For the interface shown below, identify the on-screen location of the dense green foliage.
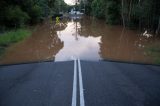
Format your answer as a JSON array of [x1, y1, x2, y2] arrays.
[[85, 0, 93, 15], [0, 29, 31, 47], [52, 0, 69, 14], [0, 0, 70, 57], [91, 0, 105, 19], [105, 0, 121, 24], [0, 0, 56, 28], [84, 0, 160, 34], [0, 28, 31, 57]]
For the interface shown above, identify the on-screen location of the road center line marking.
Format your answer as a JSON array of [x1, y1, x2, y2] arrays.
[[78, 59, 85, 106], [72, 59, 77, 106]]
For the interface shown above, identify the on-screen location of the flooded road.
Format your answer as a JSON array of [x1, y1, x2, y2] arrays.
[[0, 16, 159, 64]]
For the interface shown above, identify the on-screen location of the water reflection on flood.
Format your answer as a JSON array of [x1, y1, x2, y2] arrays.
[[55, 21, 101, 61], [0, 20, 64, 64], [0, 16, 158, 64]]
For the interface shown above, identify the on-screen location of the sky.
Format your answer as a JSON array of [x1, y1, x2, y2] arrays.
[[64, 0, 76, 5]]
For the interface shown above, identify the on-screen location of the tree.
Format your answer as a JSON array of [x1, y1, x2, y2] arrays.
[[0, 0, 57, 28], [5, 6, 30, 27], [105, 0, 121, 24], [84, 0, 160, 34], [91, 0, 105, 19]]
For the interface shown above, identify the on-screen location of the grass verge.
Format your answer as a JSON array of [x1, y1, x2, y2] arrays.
[[0, 28, 31, 57], [146, 43, 160, 65]]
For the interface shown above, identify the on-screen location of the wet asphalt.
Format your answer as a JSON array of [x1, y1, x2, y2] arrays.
[[0, 60, 160, 106]]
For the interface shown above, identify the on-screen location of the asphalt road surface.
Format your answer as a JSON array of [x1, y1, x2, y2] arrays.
[[0, 60, 160, 106]]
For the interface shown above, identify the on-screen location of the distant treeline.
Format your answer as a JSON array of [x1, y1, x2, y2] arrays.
[[0, 0, 69, 29], [85, 0, 160, 35]]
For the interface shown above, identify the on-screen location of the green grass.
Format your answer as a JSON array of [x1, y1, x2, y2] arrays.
[[0, 29, 31, 47], [146, 44, 160, 65], [0, 47, 5, 58], [0, 28, 31, 58]]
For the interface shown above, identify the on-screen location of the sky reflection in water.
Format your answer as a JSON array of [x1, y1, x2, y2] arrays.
[[55, 21, 102, 61]]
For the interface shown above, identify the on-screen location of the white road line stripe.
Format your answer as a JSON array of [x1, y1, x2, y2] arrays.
[[72, 59, 77, 106], [78, 59, 85, 106]]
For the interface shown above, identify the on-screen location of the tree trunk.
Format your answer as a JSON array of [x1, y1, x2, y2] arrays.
[[128, 0, 132, 22], [121, 0, 125, 27], [156, 17, 160, 36]]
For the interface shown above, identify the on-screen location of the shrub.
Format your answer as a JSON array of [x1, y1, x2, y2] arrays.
[[105, 0, 121, 25], [91, 0, 105, 19], [5, 6, 30, 27], [29, 5, 43, 23], [0, 29, 31, 46]]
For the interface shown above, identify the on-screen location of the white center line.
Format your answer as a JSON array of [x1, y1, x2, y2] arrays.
[[78, 59, 85, 106], [72, 59, 77, 106]]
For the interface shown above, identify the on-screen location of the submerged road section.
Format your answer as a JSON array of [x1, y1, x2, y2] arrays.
[[0, 60, 160, 106]]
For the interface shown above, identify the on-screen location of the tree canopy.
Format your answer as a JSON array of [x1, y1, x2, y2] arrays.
[[0, 0, 56, 28], [84, 0, 160, 34]]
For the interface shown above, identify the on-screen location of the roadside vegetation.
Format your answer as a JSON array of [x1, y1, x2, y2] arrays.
[[83, 0, 160, 64], [0, 0, 69, 58], [146, 43, 160, 64], [0, 0, 54, 57], [0, 0, 159, 64], [0, 29, 31, 57], [0, 29, 31, 46], [0, 0, 56, 28], [84, 0, 160, 35]]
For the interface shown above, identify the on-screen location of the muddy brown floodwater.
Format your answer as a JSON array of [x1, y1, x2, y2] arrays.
[[0, 16, 159, 64]]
